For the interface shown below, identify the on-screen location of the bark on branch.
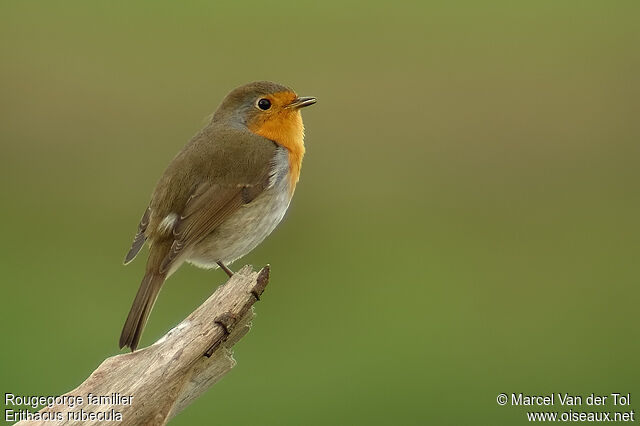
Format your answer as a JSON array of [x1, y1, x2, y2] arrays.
[[15, 265, 270, 426]]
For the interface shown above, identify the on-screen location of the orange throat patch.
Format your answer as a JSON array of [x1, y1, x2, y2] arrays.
[[249, 92, 306, 195]]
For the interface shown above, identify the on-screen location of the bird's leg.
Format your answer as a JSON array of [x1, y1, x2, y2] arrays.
[[216, 261, 234, 278]]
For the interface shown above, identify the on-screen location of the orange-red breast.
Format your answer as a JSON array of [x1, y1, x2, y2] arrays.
[[119, 81, 316, 351]]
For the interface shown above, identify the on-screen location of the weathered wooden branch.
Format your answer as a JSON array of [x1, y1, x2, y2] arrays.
[[15, 265, 270, 426]]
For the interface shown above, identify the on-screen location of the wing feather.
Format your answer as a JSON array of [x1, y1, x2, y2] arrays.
[[159, 179, 269, 274], [139, 128, 279, 274], [124, 206, 151, 264]]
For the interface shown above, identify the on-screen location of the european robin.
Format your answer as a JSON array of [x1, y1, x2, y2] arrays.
[[119, 81, 316, 351]]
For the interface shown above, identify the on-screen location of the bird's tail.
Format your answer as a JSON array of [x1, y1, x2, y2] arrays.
[[119, 271, 166, 351]]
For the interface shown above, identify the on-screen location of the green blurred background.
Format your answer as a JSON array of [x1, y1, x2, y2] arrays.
[[1, 1, 638, 424]]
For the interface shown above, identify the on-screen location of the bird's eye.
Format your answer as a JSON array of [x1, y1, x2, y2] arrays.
[[257, 98, 271, 110]]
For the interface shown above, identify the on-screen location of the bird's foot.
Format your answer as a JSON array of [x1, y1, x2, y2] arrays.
[[216, 261, 234, 278]]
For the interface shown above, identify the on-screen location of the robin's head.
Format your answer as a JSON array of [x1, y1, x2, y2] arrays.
[[213, 81, 316, 193], [213, 81, 316, 150]]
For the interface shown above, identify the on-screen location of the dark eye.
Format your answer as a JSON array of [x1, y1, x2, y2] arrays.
[[257, 98, 271, 110]]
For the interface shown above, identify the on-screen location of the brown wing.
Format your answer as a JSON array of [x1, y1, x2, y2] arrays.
[[158, 178, 269, 274], [123, 206, 151, 264], [136, 126, 279, 274]]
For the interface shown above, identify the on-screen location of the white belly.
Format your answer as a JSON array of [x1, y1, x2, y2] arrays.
[[185, 147, 292, 269]]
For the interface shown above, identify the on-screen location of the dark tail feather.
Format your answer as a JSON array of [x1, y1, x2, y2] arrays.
[[119, 272, 166, 351]]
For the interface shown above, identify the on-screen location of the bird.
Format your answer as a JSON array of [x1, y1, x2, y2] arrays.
[[119, 81, 316, 351]]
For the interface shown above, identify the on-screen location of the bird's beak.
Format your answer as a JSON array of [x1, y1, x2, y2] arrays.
[[288, 96, 317, 109]]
